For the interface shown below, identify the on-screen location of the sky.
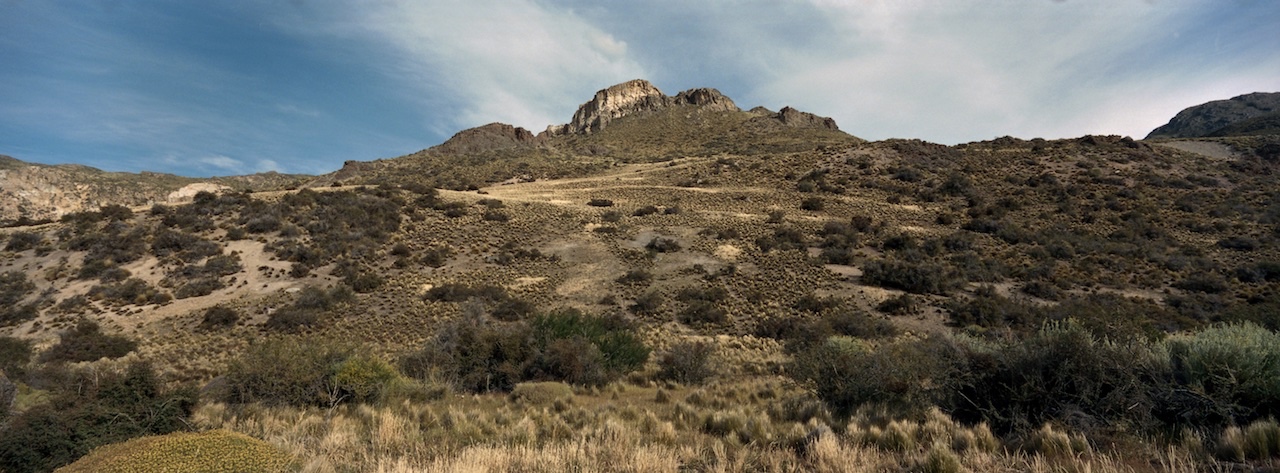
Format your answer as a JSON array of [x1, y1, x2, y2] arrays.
[[1, 1, 1277, 177]]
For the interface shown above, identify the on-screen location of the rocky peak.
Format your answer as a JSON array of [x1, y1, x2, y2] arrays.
[[775, 106, 840, 130], [430, 122, 538, 155], [547, 80, 742, 136]]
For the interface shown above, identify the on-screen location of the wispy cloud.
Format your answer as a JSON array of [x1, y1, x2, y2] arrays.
[[307, 0, 648, 133]]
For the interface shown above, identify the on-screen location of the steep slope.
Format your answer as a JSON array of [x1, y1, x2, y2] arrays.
[[1147, 91, 1280, 138]]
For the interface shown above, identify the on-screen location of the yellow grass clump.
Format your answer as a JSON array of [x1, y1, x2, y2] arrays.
[[56, 429, 298, 473]]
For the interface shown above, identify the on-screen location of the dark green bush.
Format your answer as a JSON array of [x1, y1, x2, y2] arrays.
[[0, 270, 35, 306], [616, 269, 653, 285], [630, 290, 664, 315], [87, 278, 170, 305], [632, 205, 659, 217], [0, 336, 31, 379], [587, 199, 614, 207], [0, 362, 196, 473], [800, 197, 825, 211], [174, 277, 224, 299], [38, 320, 137, 363]]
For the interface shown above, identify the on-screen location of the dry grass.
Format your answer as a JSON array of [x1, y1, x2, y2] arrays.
[[190, 380, 1214, 473]]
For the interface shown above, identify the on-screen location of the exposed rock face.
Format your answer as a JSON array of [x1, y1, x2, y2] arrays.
[[546, 79, 741, 136], [1147, 92, 1280, 139], [430, 122, 538, 155], [747, 106, 839, 130]]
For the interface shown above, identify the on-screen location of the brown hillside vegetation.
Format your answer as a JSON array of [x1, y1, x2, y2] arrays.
[[4, 83, 1280, 472]]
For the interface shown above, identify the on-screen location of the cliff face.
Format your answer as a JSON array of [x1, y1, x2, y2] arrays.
[[545, 79, 741, 136], [1147, 92, 1280, 139]]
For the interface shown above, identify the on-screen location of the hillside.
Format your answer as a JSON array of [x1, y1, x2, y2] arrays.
[[0, 157, 307, 225], [4, 83, 1280, 472], [1146, 91, 1280, 138]]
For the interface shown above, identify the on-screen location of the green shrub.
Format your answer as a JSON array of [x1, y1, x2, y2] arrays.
[[1165, 322, 1280, 425], [39, 320, 137, 363], [332, 354, 399, 404]]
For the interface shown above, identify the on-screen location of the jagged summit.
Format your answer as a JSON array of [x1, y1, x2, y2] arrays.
[[546, 79, 740, 136]]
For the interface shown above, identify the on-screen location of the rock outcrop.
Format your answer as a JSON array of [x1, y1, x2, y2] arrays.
[[775, 106, 840, 130], [1147, 92, 1280, 139], [430, 123, 538, 155], [545, 79, 740, 136]]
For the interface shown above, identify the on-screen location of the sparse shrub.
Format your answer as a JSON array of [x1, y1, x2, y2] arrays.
[[646, 237, 682, 253], [482, 210, 511, 222], [88, 278, 170, 305], [222, 337, 355, 407], [658, 341, 715, 385], [678, 300, 726, 325], [632, 205, 659, 217], [800, 197, 825, 211], [791, 335, 964, 416], [174, 277, 224, 299], [861, 259, 963, 295], [1175, 273, 1229, 294], [877, 293, 920, 315], [600, 210, 622, 222], [616, 269, 653, 285], [1218, 235, 1261, 251], [0, 271, 35, 307], [4, 231, 43, 252], [264, 307, 320, 332], [38, 320, 137, 363], [946, 286, 1043, 330], [631, 290, 664, 314], [199, 305, 240, 330], [587, 198, 614, 207]]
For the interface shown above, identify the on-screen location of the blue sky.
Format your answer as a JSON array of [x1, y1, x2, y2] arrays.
[[1, 1, 1277, 177]]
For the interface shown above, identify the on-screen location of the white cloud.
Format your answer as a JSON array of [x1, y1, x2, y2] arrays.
[[199, 154, 243, 171], [327, 0, 648, 133]]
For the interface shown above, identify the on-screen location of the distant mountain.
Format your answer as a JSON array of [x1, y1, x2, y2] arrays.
[[1147, 92, 1280, 139]]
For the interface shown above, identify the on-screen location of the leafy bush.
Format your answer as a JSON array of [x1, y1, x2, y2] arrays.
[[39, 320, 137, 363]]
